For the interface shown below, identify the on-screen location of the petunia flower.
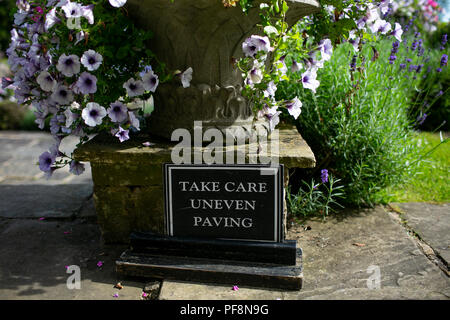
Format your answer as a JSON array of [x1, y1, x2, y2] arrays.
[[107, 101, 128, 123], [62, 1, 83, 18], [69, 160, 85, 175], [37, 71, 56, 92], [115, 126, 130, 142], [123, 78, 145, 97], [56, 54, 80, 77], [76, 72, 97, 94], [109, 0, 127, 8], [81, 4, 94, 24], [291, 60, 302, 73], [64, 108, 79, 128], [319, 39, 333, 61], [301, 70, 320, 93], [392, 22, 403, 42], [38, 151, 55, 172], [242, 35, 272, 57], [248, 66, 262, 84], [82, 102, 107, 127], [141, 70, 159, 92], [285, 97, 302, 120], [44, 7, 60, 31], [128, 111, 140, 130], [51, 84, 74, 105], [81, 50, 103, 71], [181, 67, 193, 88]]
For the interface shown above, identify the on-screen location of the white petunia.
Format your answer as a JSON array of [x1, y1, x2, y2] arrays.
[[301, 70, 320, 93], [141, 70, 159, 92], [285, 97, 302, 120], [51, 84, 74, 105], [81, 50, 102, 71], [123, 78, 145, 97], [56, 54, 80, 77], [109, 0, 127, 8], [181, 67, 193, 88], [62, 1, 83, 18], [36, 71, 56, 92], [82, 102, 107, 127]]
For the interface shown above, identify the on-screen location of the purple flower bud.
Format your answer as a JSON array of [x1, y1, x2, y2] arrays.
[[321, 169, 329, 184], [389, 55, 397, 64], [441, 54, 448, 67], [399, 63, 406, 70], [442, 34, 447, 47]]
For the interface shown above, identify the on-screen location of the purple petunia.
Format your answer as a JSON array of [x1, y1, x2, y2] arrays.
[[69, 160, 85, 175], [39, 151, 55, 172], [115, 126, 130, 142], [76, 72, 97, 94], [107, 101, 128, 123]]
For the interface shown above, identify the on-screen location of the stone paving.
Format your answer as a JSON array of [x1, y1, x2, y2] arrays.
[[0, 131, 448, 300]]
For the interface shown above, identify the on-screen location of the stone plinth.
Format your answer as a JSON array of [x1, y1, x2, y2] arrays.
[[74, 125, 315, 243]]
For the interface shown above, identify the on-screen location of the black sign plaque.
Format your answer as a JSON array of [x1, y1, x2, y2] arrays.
[[164, 164, 284, 242]]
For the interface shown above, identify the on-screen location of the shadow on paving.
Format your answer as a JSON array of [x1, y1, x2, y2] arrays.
[[0, 184, 93, 219], [0, 218, 146, 300]]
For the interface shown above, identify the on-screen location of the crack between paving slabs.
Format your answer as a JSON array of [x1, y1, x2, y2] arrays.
[[385, 204, 450, 277]]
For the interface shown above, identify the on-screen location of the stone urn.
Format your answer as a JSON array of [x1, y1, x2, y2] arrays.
[[126, 0, 320, 140], [74, 0, 318, 243]]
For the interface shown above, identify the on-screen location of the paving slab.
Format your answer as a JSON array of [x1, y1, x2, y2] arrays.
[[159, 207, 450, 300], [392, 202, 450, 267], [0, 183, 93, 219], [0, 219, 145, 300]]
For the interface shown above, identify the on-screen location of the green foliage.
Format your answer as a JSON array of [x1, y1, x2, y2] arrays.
[[0, 0, 15, 52], [287, 174, 344, 218], [379, 132, 449, 203], [278, 40, 432, 207]]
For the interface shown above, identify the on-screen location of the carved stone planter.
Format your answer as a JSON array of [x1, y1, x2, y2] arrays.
[[74, 1, 320, 243], [126, 0, 320, 140]]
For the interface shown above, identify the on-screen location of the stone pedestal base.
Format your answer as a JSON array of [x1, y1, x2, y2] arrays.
[[74, 125, 315, 243]]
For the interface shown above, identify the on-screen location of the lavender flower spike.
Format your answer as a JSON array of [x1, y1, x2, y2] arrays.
[[321, 169, 329, 183]]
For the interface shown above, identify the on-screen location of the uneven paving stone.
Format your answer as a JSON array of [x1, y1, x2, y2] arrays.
[[0, 219, 143, 300], [159, 206, 450, 300], [392, 202, 450, 267], [0, 183, 93, 219]]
